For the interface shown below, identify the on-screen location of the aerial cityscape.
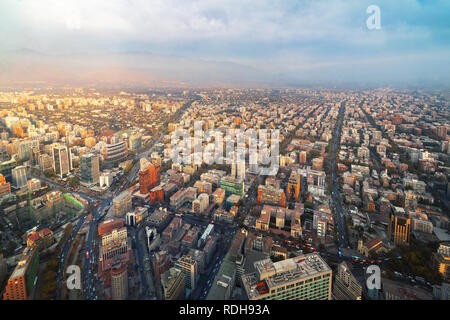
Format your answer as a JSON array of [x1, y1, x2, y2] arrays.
[[0, 0, 449, 306]]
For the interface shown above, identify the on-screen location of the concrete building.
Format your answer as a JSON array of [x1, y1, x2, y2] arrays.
[[213, 188, 226, 205], [102, 140, 128, 167], [38, 154, 53, 171], [0, 174, 11, 197], [389, 208, 411, 246], [113, 191, 132, 217], [333, 261, 362, 300], [257, 184, 286, 207], [111, 263, 128, 300], [175, 255, 199, 291], [192, 193, 209, 214], [52, 146, 70, 178], [3, 247, 39, 300], [12, 165, 27, 189], [80, 153, 100, 186], [161, 267, 186, 300], [432, 242, 450, 282], [242, 253, 332, 300], [27, 178, 41, 191]]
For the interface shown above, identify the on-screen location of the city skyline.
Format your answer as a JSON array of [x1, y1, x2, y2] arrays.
[[0, 0, 449, 307]]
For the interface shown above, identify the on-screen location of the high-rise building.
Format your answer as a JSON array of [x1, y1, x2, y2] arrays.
[[161, 267, 186, 300], [213, 188, 226, 205], [98, 218, 124, 237], [3, 247, 39, 300], [139, 158, 161, 194], [299, 151, 307, 164], [388, 209, 411, 246], [99, 228, 130, 279], [30, 147, 40, 166], [287, 171, 301, 202], [333, 261, 362, 300], [231, 161, 245, 181], [80, 153, 100, 186], [175, 255, 198, 291], [0, 253, 7, 286], [129, 133, 142, 151], [52, 146, 70, 178], [242, 253, 332, 300], [12, 165, 27, 189], [257, 184, 286, 207], [102, 140, 128, 167], [113, 191, 132, 217], [192, 193, 209, 214], [0, 174, 11, 197], [18, 140, 39, 160], [220, 176, 245, 197], [39, 154, 53, 171], [111, 263, 128, 300], [153, 250, 173, 284], [438, 126, 447, 139], [431, 242, 450, 282], [27, 178, 41, 192]]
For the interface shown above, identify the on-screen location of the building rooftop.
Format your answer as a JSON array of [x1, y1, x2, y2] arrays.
[[243, 253, 331, 299]]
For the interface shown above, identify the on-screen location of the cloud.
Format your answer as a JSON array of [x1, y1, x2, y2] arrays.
[[0, 0, 449, 86]]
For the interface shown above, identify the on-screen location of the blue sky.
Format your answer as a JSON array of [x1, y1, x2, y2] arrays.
[[1, 0, 450, 86]]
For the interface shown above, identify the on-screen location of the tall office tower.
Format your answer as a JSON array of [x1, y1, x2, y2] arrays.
[[18, 140, 39, 160], [30, 147, 40, 166], [148, 163, 161, 189], [438, 125, 447, 139], [388, 209, 411, 246], [111, 263, 128, 300], [431, 242, 450, 283], [0, 253, 7, 285], [12, 165, 27, 189], [333, 261, 362, 300], [113, 191, 132, 217], [39, 154, 53, 171], [139, 158, 152, 194], [80, 153, 100, 185], [175, 255, 199, 291], [231, 161, 246, 181], [3, 247, 39, 300], [52, 146, 70, 178], [161, 267, 186, 300], [129, 133, 142, 151], [68, 147, 74, 171], [242, 253, 332, 300], [153, 250, 173, 284], [299, 151, 307, 164], [139, 158, 161, 194], [287, 170, 301, 202]]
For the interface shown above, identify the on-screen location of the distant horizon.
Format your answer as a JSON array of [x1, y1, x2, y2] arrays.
[[1, 1, 450, 87]]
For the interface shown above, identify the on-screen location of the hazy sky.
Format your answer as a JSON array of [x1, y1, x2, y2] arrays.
[[1, 0, 450, 86]]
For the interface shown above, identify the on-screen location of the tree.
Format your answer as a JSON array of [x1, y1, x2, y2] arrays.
[[44, 170, 55, 178], [5, 241, 17, 256], [68, 176, 79, 188]]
